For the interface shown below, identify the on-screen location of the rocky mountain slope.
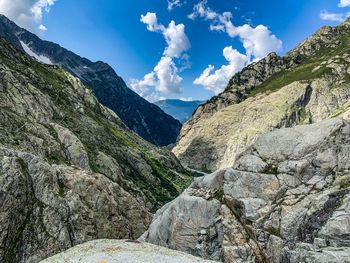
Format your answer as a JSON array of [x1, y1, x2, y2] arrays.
[[0, 14, 181, 146], [154, 99, 204, 124], [0, 37, 195, 263], [40, 240, 215, 263], [143, 117, 350, 263], [173, 19, 350, 172]]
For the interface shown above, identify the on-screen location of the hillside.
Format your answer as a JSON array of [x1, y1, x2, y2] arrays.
[[0, 37, 195, 263], [0, 14, 182, 146], [173, 18, 350, 172]]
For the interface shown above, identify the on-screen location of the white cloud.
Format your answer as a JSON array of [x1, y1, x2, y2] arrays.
[[232, 24, 282, 59], [131, 12, 190, 102], [140, 12, 163, 32], [154, 56, 182, 94], [188, 0, 217, 20], [190, 0, 282, 94], [320, 10, 350, 22], [39, 24, 47, 31], [167, 0, 183, 11], [0, 0, 56, 33], [163, 21, 190, 58], [140, 12, 190, 58], [339, 0, 350, 8], [194, 46, 248, 94]]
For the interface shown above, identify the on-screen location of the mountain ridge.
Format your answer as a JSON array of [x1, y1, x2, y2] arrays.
[[173, 18, 350, 172], [0, 14, 181, 146], [0, 36, 195, 263]]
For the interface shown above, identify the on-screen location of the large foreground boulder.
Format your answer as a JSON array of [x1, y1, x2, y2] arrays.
[[40, 240, 216, 263], [143, 118, 350, 263]]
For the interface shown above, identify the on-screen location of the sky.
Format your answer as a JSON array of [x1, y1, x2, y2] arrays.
[[0, 0, 349, 102]]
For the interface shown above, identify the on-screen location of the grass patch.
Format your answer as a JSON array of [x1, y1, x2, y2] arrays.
[[247, 61, 332, 98]]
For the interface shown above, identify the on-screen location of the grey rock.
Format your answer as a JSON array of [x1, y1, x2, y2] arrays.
[[40, 239, 217, 263], [144, 118, 350, 262]]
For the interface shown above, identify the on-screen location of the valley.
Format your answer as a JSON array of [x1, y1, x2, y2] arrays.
[[0, 3, 350, 263]]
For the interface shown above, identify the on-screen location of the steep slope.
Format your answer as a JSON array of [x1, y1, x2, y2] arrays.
[[174, 19, 350, 172], [0, 14, 181, 146], [154, 99, 204, 123], [144, 118, 350, 263], [0, 38, 194, 263]]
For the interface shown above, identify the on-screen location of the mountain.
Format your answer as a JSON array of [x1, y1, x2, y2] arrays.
[[173, 18, 350, 172], [144, 117, 350, 262], [154, 99, 204, 123], [0, 14, 181, 146], [0, 37, 196, 263]]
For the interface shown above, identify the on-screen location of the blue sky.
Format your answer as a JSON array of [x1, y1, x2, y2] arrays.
[[1, 0, 349, 101]]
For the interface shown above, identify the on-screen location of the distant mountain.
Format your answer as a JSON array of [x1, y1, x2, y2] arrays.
[[0, 14, 181, 146], [154, 99, 204, 123]]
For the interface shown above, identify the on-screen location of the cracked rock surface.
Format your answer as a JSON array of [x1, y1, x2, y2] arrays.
[[143, 118, 350, 263]]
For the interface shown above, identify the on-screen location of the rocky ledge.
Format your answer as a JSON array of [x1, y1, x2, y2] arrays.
[[143, 118, 350, 263]]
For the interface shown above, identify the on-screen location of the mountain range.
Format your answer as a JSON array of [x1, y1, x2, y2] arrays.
[[0, 14, 181, 146], [154, 99, 203, 124]]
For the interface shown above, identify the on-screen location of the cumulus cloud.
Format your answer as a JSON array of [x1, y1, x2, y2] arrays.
[[131, 12, 190, 102], [0, 0, 56, 33], [189, 0, 282, 94], [339, 0, 350, 8], [320, 10, 350, 22], [194, 46, 249, 94]]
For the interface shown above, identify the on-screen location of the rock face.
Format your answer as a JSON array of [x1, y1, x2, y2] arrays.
[[174, 18, 350, 172], [0, 38, 195, 263], [0, 14, 182, 146], [40, 240, 216, 263], [143, 118, 350, 263]]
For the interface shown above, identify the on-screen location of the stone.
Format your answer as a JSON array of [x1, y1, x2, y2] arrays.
[[40, 240, 216, 263]]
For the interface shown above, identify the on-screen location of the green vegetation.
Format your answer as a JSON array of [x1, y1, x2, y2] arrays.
[[213, 189, 224, 202], [265, 226, 281, 237], [57, 179, 66, 198], [246, 31, 350, 99], [247, 61, 332, 98]]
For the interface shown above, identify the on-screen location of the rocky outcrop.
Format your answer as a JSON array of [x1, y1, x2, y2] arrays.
[[0, 14, 182, 146], [144, 118, 350, 263], [0, 38, 194, 262], [0, 148, 150, 263], [174, 19, 350, 172], [40, 240, 216, 263]]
